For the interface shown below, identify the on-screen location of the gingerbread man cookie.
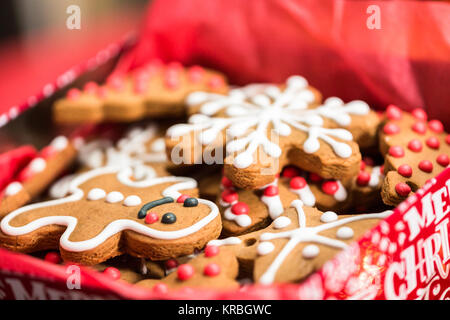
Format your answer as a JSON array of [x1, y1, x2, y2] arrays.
[[136, 246, 239, 290], [0, 136, 77, 218], [166, 76, 380, 189], [209, 201, 392, 284], [0, 165, 221, 265], [379, 105, 450, 206], [217, 162, 384, 236], [53, 61, 228, 124]]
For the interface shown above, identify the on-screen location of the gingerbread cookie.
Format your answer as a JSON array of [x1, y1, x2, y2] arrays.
[[0, 136, 77, 219], [136, 246, 239, 290], [379, 105, 450, 206], [0, 165, 221, 265], [209, 201, 392, 284], [166, 76, 380, 189], [53, 61, 228, 124], [217, 162, 385, 236]]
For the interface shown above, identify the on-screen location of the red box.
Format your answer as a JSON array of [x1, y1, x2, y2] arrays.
[[0, 0, 449, 300]]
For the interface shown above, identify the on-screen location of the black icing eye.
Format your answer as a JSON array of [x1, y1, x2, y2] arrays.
[[183, 197, 198, 207], [161, 212, 176, 224]]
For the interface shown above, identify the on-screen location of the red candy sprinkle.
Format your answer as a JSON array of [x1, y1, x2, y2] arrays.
[[208, 76, 225, 89], [290, 176, 307, 189], [408, 139, 423, 152], [388, 146, 405, 158], [428, 120, 444, 133], [437, 154, 449, 167], [418, 160, 433, 173], [395, 183, 411, 197], [188, 66, 205, 83], [153, 283, 168, 294], [264, 185, 279, 197], [426, 137, 440, 149], [383, 123, 400, 135], [322, 181, 339, 195], [221, 176, 233, 189], [145, 212, 159, 224], [103, 267, 121, 280], [356, 171, 370, 186], [309, 172, 322, 183], [204, 245, 220, 258], [221, 190, 238, 203], [282, 166, 300, 178], [360, 161, 366, 171], [67, 88, 81, 100], [177, 264, 195, 281], [412, 121, 427, 134], [165, 259, 178, 270], [411, 108, 427, 121], [398, 164, 412, 178], [231, 202, 249, 215], [44, 252, 61, 264], [204, 263, 221, 277], [385, 105, 403, 120], [84, 81, 98, 94], [177, 194, 189, 203], [165, 75, 180, 90]]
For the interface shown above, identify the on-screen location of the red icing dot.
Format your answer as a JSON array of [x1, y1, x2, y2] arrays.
[[204, 263, 221, 277], [221, 176, 233, 189], [103, 267, 121, 280], [145, 212, 159, 224], [360, 161, 366, 171], [437, 154, 449, 167], [426, 137, 440, 150], [418, 160, 433, 173], [67, 88, 81, 100], [290, 176, 307, 189], [412, 121, 427, 134], [107, 75, 124, 91], [388, 146, 405, 158], [221, 190, 238, 203], [44, 252, 61, 264], [177, 264, 195, 281], [165, 259, 178, 270], [264, 185, 279, 197], [395, 183, 411, 197], [231, 202, 249, 215], [408, 139, 423, 152], [398, 164, 412, 178], [385, 105, 403, 120], [309, 172, 322, 183], [383, 123, 400, 135], [428, 120, 444, 133], [84, 81, 98, 94], [165, 74, 180, 90], [188, 66, 205, 83], [411, 108, 427, 121], [208, 76, 225, 89], [153, 283, 168, 294], [177, 194, 189, 203], [322, 181, 339, 195], [204, 245, 220, 258], [134, 80, 148, 94], [282, 166, 300, 178], [356, 171, 370, 186]]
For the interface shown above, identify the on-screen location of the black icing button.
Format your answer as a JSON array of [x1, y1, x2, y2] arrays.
[[161, 212, 177, 224], [183, 197, 199, 207]]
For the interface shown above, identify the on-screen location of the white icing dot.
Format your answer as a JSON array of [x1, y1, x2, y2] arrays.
[[29, 158, 46, 173], [336, 226, 354, 240], [87, 188, 106, 200], [5, 182, 22, 196], [50, 136, 68, 151], [320, 211, 338, 223], [302, 244, 320, 259], [151, 138, 165, 152], [106, 191, 124, 203], [257, 242, 275, 255], [123, 195, 142, 207], [273, 216, 291, 229]]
